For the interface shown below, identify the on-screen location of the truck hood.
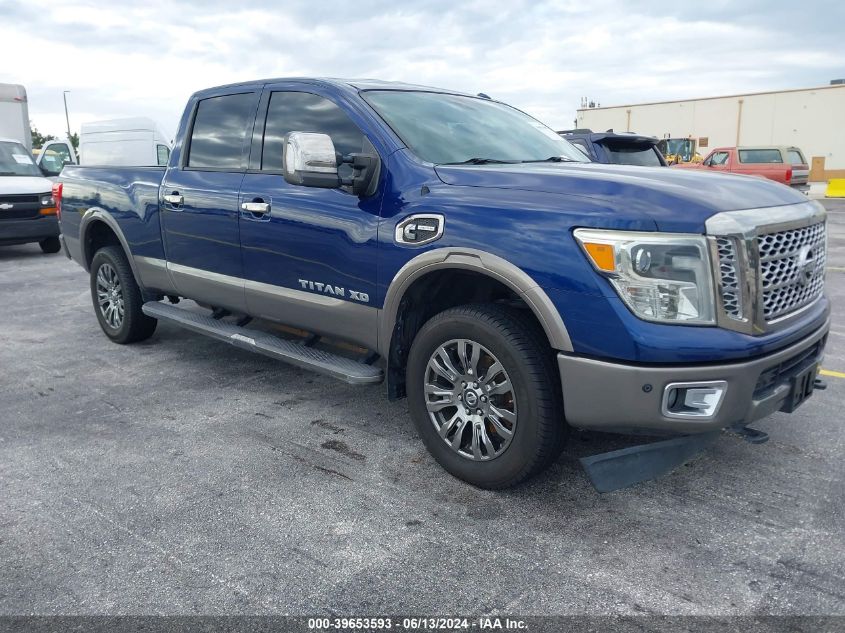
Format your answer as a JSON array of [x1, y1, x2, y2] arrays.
[[434, 162, 808, 232], [0, 175, 54, 196]]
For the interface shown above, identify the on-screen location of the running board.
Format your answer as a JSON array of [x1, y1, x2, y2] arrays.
[[142, 301, 383, 385]]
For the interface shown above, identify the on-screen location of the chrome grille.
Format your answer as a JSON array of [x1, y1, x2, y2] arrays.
[[757, 222, 826, 321], [706, 202, 827, 335], [715, 237, 742, 319]]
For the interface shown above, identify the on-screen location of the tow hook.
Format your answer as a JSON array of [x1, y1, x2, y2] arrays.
[[814, 378, 827, 390], [731, 424, 769, 444]]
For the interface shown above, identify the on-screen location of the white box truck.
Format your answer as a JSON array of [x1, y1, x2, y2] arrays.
[[1, 82, 78, 177], [0, 83, 31, 153], [79, 117, 171, 166]]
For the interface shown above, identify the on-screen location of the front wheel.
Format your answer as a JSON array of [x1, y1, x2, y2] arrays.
[[39, 237, 61, 253], [90, 246, 157, 344], [406, 304, 566, 489]]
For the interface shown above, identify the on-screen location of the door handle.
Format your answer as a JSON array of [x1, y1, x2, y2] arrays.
[[241, 201, 270, 214], [164, 193, 183, 205]]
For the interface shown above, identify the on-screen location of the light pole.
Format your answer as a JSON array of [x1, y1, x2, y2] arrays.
[[62, 90, 72, 143]]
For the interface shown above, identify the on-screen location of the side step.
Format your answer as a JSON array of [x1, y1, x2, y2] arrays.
[[142, 301, 383, 385]]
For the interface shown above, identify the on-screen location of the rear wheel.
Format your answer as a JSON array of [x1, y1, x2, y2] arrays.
[[39, 237, 61, 253], [406, 304, 566, 489], [90, 246, 157, 344]]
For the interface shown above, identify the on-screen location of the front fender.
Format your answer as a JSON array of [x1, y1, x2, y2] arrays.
[[378, 246, 574, 356]]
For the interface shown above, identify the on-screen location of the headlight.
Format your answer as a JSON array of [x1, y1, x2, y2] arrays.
[[574, 228, 715, 324], [39, 193, 57, 216]]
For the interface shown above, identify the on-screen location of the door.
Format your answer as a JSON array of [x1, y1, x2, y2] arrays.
[[37, 140, 76, 176], [707, 150, 731, 173], [238, 86, 382, 348], [160, 89, 259, 312]]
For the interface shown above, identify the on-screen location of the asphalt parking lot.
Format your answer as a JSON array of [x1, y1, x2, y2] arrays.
[[1, 200, 844, 617]]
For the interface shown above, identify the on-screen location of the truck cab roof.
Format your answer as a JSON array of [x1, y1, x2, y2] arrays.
[[193, 77, 477, 99]]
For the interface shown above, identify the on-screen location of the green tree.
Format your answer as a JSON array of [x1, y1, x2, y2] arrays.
[[69, 132, 79, 152], [31, 123, 55, 149]]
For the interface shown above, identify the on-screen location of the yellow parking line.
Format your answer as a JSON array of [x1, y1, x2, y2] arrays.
[[820, 369, 845, 379]]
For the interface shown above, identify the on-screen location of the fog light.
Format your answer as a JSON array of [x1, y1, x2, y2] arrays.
[[662, 381, 727, 419]]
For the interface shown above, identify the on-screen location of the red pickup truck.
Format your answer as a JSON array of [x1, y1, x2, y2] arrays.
[[675, 146, 809, 193]]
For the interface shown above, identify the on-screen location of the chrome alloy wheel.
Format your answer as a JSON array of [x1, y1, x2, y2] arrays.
[[95, 262, 124, 329], [424, 338, 517, 461]]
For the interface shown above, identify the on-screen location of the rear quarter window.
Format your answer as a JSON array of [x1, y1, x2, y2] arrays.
[[738, 149, 782, 164], [786, 149, 806, 165]]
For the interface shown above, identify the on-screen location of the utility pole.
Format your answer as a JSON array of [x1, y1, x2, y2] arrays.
[[63, 91, 72, 142]]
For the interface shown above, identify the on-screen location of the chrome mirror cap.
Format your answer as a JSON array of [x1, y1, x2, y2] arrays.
[[283, 132, 340, 189]]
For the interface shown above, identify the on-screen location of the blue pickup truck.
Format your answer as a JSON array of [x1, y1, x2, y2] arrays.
[[56, 78, 829, 490]]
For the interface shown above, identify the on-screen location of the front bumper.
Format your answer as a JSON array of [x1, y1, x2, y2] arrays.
[[558, 318, 829, 435], [0, 217, 59, 246]]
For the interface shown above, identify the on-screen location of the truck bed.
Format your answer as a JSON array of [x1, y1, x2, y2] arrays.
[[59, 165, 167, 266]]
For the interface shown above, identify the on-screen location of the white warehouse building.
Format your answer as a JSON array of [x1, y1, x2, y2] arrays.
[[576, 83, 845, 181]]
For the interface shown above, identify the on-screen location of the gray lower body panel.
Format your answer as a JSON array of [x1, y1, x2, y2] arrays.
[[245, 279, 379, 352], [142, 301, 383, 385], [558, 319, 829, 434], [134, 256, 178, 295]]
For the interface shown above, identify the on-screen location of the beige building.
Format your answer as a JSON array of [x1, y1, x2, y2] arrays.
[[576, 83, 845, 180]]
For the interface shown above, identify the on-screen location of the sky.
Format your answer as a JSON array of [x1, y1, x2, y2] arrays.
[[2, 0, 844, 142]]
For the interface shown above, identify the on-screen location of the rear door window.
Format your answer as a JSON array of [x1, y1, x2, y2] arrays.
[[187, 93, 256, 170], [738, 149, 782, 163]]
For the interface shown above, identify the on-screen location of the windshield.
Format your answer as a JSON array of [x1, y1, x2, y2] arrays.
[[362, 90, 587, 165], [659, 139, 695, 162], [603, 143, 664, 167], [0, 141, 41, 177]]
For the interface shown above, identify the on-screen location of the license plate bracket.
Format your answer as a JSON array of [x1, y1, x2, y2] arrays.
[[781, 363, 817, 413]]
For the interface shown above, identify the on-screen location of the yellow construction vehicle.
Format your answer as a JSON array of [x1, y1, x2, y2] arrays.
[[656, 137, 703, 165]]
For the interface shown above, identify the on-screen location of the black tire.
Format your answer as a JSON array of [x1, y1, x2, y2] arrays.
[[406, 303, 566, 489], [39, 237, 61, 254], [90, 245, 157, 344]]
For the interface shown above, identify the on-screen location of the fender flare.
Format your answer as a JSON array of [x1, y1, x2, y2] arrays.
[[378, 247, 573, 355], [79, 208, 140, 281]]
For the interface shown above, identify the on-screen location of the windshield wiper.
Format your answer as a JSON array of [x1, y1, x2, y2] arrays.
[[441, 157, 518, 165], [520, 156, 579, 163]]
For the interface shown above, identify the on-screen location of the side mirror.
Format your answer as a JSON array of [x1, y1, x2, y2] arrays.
[[282, 132, 340, 189]]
